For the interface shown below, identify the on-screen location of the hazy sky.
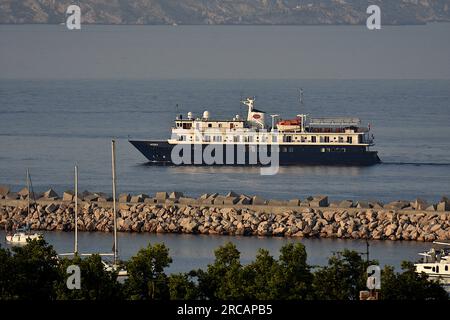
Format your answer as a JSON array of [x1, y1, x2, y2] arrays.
[[1, 23, 449, 79]]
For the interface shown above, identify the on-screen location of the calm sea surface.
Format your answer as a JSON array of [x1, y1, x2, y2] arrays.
[[0, 25, 449, 270]]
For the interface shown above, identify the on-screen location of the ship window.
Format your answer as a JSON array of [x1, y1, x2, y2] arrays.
[[339, 136, 344, 143], [233, 136, 240, 142], [324, 136, 330, 143], [204, 135, 211, 142], [347, 136, 353, 144], [311, 136, 317, 143], [196, 123, 200, 130], [213, 136, 222, 142], [288, 147, 294, 153], [208, 124, 212, 128], [182, 123, 192, 129], [248, 136, 254, 142], [218, 123, 222, 128], [301, 136, 306, 142], [272, 136, 277, 143], [432, 267, 435, 272], [281, 147, 288, 153], [445, 265, 448, 271], [284, 136, 292, 143]]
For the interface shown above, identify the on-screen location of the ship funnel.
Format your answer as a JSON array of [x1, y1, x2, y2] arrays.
[[203, 111, 210, 120]]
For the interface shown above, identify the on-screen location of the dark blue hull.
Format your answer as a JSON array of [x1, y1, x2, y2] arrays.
[[129, 140, 381, 166]]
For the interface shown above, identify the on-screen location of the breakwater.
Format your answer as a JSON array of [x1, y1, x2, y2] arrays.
[[1, 187, 449, 241]]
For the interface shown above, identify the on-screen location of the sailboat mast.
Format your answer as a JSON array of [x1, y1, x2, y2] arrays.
[[111, 140, 118, 265], [74, 165, 78, 255], [26, 169, 30, 215]]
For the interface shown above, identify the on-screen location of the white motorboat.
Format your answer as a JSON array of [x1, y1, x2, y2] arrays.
[[415, 241, 450, 290], [5, 228, 42, 244]]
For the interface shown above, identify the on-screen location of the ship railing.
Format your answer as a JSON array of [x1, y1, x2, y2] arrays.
[[309, 117, 361, 127]]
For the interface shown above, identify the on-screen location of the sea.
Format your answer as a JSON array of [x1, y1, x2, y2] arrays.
[[0, 24, 449, 271]]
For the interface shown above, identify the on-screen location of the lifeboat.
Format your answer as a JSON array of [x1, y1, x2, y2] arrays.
[[276, 118, 301, 131]]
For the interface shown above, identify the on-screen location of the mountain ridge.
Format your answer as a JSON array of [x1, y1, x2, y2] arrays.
[[1, 0, 449, 25]]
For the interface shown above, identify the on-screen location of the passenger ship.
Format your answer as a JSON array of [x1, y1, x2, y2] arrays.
[[129, 96, 381, 166]]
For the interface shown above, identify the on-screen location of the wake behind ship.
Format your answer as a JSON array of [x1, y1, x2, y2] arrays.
[[129, 96, 381, 166]]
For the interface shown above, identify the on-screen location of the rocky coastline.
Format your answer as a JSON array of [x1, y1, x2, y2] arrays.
[[1, 187, 449, 241]]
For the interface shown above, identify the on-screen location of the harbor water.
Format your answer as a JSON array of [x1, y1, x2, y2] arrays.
[[0, 24, 449, 271]]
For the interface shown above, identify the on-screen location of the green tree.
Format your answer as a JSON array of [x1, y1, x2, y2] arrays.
[[242, 248, 282, 299], [277, 243, 313, 299], [55, 254, 123, 300], [0, 245, 13, 299], [381, 261, 448, 300], [196, 242, 246, 300], [168, 272, 199, 300], [124, 243, 172, 300], [312, 249, 372, 300], [8, 239, 61, 300]]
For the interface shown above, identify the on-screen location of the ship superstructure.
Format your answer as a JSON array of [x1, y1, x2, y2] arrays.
[[130, 96, 380, 165]]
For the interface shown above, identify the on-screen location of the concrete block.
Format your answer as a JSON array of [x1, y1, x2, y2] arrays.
[[369, 201, 384, 209], [95, 193, 111, 202], [119, 193, 131, 203], [199, 193, 210, 200], [0, 185, 9, 197], [130, 193, 148, 203], [169, 191, 184, 199], [144, 197, 157, 204], [310, 196, 328, 207], [252, 196, 266, 205], [83, 194, 98, 202], [356, 201, 370, 209], [63, 191, 74, 201], [179, 197, 198, 205], [413, 198, 428, 210], [42, 188, 59, 199], [165, 198, 177, 205], [385, 201, 409, 210], [437, 201, 450, 212], [339, 200, 354, 208], [213, 196, 226, 205], [18, 187, 29, 198], [155, 192, 168, 200], [223, 197, 239, 205], [268, 199, 287, 206], [237, 195, 251, 205], [226, 191, 239, 198], [5, 192, 18, 200], [288, 199, 301, 206]]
